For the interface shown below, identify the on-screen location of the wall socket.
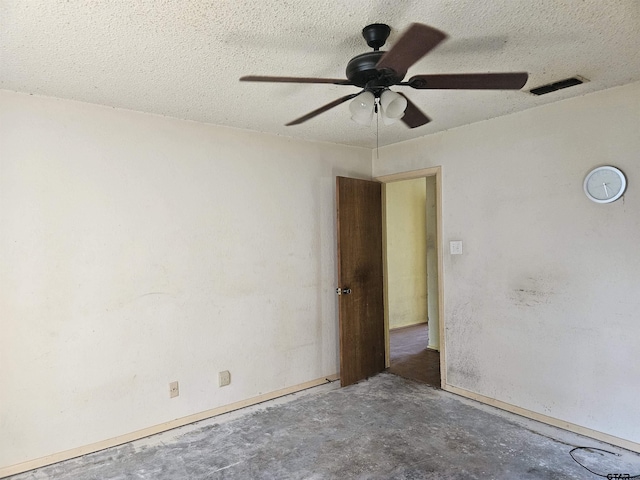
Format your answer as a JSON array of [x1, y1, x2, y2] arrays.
[[169, 381, 179, 398], [219, 370, 231, 387]]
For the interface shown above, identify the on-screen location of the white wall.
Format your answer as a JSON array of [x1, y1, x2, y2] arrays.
[[0, 90, 371, 469], [386, 178, 428, 329], [374, 81, 640, 444]]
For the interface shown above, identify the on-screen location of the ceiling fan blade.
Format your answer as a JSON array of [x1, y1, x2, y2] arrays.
[[240, 75, 354, 85], [376, 23, 447, 76], [406, 72, 528, 90], [398, 93, 431, 129], [286, 94, 359, 126]]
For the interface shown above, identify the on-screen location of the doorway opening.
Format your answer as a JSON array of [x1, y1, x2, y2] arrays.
[[376, 168, 444, 388]]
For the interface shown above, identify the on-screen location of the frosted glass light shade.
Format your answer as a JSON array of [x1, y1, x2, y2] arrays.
[[380, 89, 407, 119], [382, 113, 402, 125], [349, 91, 375, 126]]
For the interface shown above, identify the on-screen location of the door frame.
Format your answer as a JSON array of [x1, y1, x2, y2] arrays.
[[375, 167, 446, 388]]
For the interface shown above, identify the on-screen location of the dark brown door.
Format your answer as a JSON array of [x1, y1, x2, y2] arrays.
[[336, 176, 385, 387]]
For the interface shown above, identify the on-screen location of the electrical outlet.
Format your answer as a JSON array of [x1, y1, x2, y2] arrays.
[[219, 370, 231, 387], [169, 381, 179, 398]]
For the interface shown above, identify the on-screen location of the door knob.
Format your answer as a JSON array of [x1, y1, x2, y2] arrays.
[[336, 287, 352, 295]]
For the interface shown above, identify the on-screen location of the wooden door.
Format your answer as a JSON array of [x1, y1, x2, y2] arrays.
[[336, 176, 385, 387]]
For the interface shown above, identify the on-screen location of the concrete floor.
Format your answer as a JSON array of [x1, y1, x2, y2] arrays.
[[9, 373, 640, 479]]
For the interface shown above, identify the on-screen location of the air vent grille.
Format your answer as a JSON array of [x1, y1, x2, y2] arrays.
[[529, 77, 585, 96]]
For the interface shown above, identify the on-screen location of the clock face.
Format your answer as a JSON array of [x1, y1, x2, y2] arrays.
[[583, 166, 626, 203]]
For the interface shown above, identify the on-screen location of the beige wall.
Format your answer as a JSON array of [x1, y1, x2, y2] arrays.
[[0, 90, 371, 470], [385, 178, 428, 329], [374, 81, 640, 445]]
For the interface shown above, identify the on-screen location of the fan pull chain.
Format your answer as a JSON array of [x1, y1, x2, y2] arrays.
[[375, 100, 379, 159]]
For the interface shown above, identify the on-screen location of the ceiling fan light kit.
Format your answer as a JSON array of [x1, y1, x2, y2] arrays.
[[240, 22, 529, 128], [348, 89, 408, 126]]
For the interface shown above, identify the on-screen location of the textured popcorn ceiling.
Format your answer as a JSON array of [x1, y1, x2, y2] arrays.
[[1, 0, 639, 148]]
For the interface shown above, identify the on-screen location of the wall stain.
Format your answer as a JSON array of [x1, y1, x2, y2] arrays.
[[509, 274, 558, 307], [510, 288, 553, 306]]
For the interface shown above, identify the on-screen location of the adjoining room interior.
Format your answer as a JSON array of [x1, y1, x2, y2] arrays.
[[384, 176, 441, 387], [2, 1, 640, 478], [388, 322, 441, 387]]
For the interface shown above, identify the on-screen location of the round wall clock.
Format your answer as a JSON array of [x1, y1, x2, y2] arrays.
[[583, 166, 627, 204]]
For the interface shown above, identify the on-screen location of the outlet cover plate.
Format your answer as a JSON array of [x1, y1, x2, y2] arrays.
[[219, 370, 231, 387], [169, 381, 179, 398]]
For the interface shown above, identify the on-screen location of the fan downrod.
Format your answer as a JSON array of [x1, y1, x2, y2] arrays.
[[362, 23, 391, 50]]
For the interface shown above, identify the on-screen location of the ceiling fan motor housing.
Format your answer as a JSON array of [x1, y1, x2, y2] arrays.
[[346, 51, 405, 89], [346, 24, 405, 90]]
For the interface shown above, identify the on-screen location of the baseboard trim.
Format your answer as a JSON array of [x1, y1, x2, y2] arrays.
[[0, 373, 340, 478], [389, 321, 428, 332], [443, 383, 640, 453]]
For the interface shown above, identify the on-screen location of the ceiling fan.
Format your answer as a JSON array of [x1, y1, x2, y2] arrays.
[[240, 23, 528, 128]]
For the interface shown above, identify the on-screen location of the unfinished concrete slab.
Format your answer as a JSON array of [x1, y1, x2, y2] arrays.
[[9, 373, 640, 479]]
